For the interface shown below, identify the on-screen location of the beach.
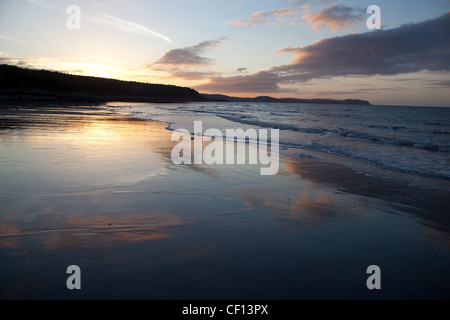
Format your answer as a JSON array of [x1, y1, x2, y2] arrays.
[[0, 105, 449, 300]]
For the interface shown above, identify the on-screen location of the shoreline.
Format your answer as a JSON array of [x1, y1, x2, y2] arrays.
[[2, 103, 449, 206]]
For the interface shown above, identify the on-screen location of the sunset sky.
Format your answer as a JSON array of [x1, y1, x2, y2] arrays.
[[0, 0, 449, 106]]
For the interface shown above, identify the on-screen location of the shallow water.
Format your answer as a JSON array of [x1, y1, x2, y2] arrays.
[[0, 108, 449, 299], [110, 102, 450, 182]]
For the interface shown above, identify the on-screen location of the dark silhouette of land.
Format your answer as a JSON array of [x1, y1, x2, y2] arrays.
[[0, 64, 371, 105], [201, 93, 371, 105], [0, 64, 206, 104]]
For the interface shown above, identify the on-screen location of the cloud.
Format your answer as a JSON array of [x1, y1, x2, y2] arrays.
[[274, 11, 450, 81], [89, 14, 171, 43], [0, 53, 37, 68], [236, 68, 248, 74], [196, 71, 287, 93], [288, 0, 336, 5], [428, 80, 450, 87], [27, 0, 51, 8], [153, 39, 223, 66], [196, 11, 450, 93], [148, 38, 226, 80], [225, 4, 363, 31], [302, 5, 365, 32], [225, 8, 300, 27], [155, 48, 211, 66], [0, 53, 82, 73]]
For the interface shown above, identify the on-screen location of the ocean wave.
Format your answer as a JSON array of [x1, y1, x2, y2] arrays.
[[117, 102, 450, 181], [217, 114, 329, 133], [335, 129, 450, 153], [219, 114, 450, 153], [290, 141, 450, 181]]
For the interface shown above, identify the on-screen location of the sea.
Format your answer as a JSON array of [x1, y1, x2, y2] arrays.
[[108, 101, 450, 185]]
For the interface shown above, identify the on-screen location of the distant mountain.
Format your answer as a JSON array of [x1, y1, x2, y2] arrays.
[[0, 64, 207, 103], [201, 93, 371, 105]]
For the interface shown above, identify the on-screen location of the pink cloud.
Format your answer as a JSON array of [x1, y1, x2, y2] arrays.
[[148, 38, 226, 80], [302, 5, 364, 32]]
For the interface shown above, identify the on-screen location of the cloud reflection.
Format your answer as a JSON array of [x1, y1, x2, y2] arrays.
[[0, 211, 188, 250]]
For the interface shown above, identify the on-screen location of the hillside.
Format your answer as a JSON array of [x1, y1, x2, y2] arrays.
[[0, 64, 207, 103], [201, 93, 371, 105]]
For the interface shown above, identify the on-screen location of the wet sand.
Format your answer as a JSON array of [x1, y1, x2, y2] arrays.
[[0, 107, 449, 299]]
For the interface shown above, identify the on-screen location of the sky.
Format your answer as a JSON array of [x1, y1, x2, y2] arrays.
[[0, 0, 449, 106]]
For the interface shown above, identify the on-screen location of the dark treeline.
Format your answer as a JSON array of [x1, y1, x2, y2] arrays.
[[0, 64, 208, 103]]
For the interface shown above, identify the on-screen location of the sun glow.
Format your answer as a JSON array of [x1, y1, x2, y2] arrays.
[[59, 61, 126, 79]]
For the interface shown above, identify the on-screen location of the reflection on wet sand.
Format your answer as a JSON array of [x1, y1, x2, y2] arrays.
[[0, 109, 187, 252], [207, 148, 450, 246], [283, 155, 450, 246], [241, 185, 338, 219], [0, 211, 188, 250]]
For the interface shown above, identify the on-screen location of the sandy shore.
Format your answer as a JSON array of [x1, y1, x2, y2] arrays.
[[0, 106, 449, 299]]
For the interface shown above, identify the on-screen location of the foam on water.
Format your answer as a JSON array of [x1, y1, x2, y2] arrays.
[[107, 102, 450, 182]]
